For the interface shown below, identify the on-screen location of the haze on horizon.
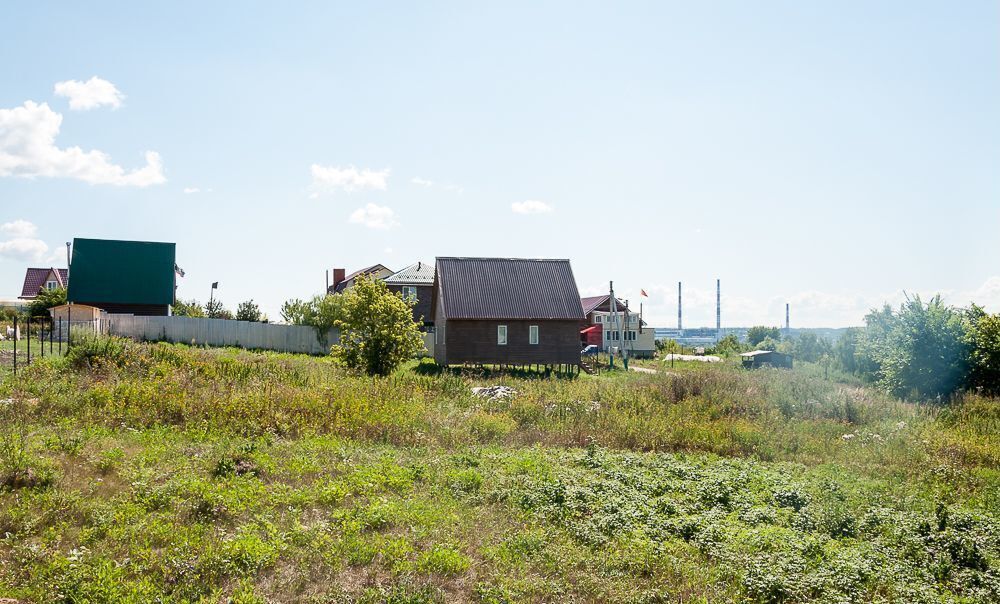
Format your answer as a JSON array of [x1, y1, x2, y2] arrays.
[[1, 1, 997, 328]]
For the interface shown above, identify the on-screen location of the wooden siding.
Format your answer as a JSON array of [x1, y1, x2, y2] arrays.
[[385, 283, 433, 326], [438, 319, 580, 365], [74, 301, 170, 316]]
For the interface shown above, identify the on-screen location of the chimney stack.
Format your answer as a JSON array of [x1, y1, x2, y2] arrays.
[[716, 279, 721, 339], [786, 303, 790, 335], [330, 268, 346, 293], [677, 281, 682, 331]]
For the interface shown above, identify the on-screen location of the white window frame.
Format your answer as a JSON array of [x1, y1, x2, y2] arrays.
[[529, 325, 539, 345], [497, 324, 507, 345], [45, 280, 58, 290], [401, 285, 417, 300]]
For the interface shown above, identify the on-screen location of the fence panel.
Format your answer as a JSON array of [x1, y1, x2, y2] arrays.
[[104, 315, 338, 355]]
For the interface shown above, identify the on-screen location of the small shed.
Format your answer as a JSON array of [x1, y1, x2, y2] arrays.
[[67, 238, 177, 316], [431, 257, 586, 369], [741, 350, 793, 369]]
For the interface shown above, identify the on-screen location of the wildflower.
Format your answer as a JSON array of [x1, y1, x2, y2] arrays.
[[842, 434, 855, 441]]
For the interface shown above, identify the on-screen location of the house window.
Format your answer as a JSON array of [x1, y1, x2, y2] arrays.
[[46, 280, 58, 290], [497, 325, 507, 345], [529, 325, 539, 345], [595, 315, 603, 323], [401, 286, 417, 300]]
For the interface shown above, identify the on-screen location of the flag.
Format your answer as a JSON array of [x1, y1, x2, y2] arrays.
[[640, 289, 648, 297], [211, 282, 219, 289]]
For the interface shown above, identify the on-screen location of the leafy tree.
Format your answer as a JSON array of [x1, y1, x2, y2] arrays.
[[236, 299, 263, 322], [205, 299, 233, 320], [757, 336, 781, 352], [281, 294, 344, 340], [862, 295, 968, 400], [965, 305, 1000, 395], [833, 327, 863, 375], [171, 299, 205, 317], [332, 274, 423, 376], [27, 287, 67, 317], [746, 326, 781, 347], [788, 332, 832, 363], [710, 334, 743, 356]]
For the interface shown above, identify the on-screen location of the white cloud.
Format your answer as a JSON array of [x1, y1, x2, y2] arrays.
[[349, 203, 399, 230], [1, 219, 38, 238], [311, 164, 389, 195], [0, 101, 165, 186], [511, 200, 553, 214], [0, 219, 50, 262], [183, 187, 200, 194], [384, 247, 394, 254], [411, 177, 434, 187], [53, 76, 124, 110], [0, 238, 49, 262]]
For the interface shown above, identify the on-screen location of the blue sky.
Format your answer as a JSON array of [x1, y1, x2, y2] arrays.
[[1, 1, 998, 327]]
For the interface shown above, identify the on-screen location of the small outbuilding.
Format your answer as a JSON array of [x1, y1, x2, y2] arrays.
[[67, 238, 178, 316], [431, 257, 586, 369], [741, 350, 793, 369]]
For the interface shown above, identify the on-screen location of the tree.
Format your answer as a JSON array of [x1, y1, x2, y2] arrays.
[[746, 326, 781, 347], [281, 294, 344, 339], [27, 286, 67, 317], [171, 299, 205, 317], [710, 334, 743, 356], [833, 327, 863, 375], [862, 295, 968, 400], [965, 305, 1000, 395], [332, 274, 423, 376], [206, 299, 233, 320], [788, 332, 832, 363], [236, 299, 263, 322]]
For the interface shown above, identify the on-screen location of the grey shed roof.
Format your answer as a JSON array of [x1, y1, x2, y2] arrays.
[[435, 257, 585, 320], [384, 261, 435, 285]]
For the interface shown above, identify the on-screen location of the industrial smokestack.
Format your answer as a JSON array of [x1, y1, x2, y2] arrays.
[[677, 281, 682, 331], [786, 303, 790, 335], [716, 279, 721, 339]]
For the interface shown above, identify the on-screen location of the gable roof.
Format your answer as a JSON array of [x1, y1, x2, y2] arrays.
[[581, 294, 647, 325], [19, 268, 68, 298], [333, 263, 393, 293], [435, 257, 585, 320], [67, 238, 176, 306], [384, 261, 435, 285]]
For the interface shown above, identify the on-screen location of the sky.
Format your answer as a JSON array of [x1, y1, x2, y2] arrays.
[[1, 1, 998, 328]]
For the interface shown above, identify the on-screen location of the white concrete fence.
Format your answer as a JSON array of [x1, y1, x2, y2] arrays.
[[104, 315, 339, 355]]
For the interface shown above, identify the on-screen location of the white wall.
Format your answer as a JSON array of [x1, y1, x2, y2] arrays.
[[105, 315, 338, 355]]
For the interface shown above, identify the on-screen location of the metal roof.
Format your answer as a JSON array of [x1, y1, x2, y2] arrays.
[[19, 267, 68, 298], [436, 257, 585, 320], [384, 261, 435, 285], [67, 238, 176, 306]]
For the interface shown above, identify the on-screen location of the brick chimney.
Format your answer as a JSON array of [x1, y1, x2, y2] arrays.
[[330, 268, 346, 293]]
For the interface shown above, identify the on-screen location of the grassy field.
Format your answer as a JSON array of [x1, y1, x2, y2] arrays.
[[1, 337, 999, 602]]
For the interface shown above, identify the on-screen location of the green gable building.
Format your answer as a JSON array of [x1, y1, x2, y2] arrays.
[[67, 238, 177, 316]]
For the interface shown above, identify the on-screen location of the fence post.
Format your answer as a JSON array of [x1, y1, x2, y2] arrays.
[[26, 316, 30, 365], [67, 304, 72, 349], [12, 315, 17, 375], [58, 317, 63, 355], [49, 317, 53, 354], [39, 316, 44, 358]]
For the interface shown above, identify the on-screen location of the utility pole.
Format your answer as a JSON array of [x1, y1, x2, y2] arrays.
[[209, 282, 219, 317]]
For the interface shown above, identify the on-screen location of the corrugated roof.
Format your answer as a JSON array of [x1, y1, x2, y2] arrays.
[[333, 263, 392, 293], [384, 261, 435, 285], [436, 257, 585, 320], [581, 294, 647, 325], [19, 268, 68, 298], [67, 238, 176, 306]]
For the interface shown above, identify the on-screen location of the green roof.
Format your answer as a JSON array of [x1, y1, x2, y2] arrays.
[[67, 238, 176, 306]]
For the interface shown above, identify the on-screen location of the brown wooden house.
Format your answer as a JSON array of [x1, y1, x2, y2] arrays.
[[431, 257, 586, 369], [383, 261, 435, 329]]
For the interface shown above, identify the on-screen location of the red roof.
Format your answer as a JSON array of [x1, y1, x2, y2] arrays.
[[19, 267, 68, 299]]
